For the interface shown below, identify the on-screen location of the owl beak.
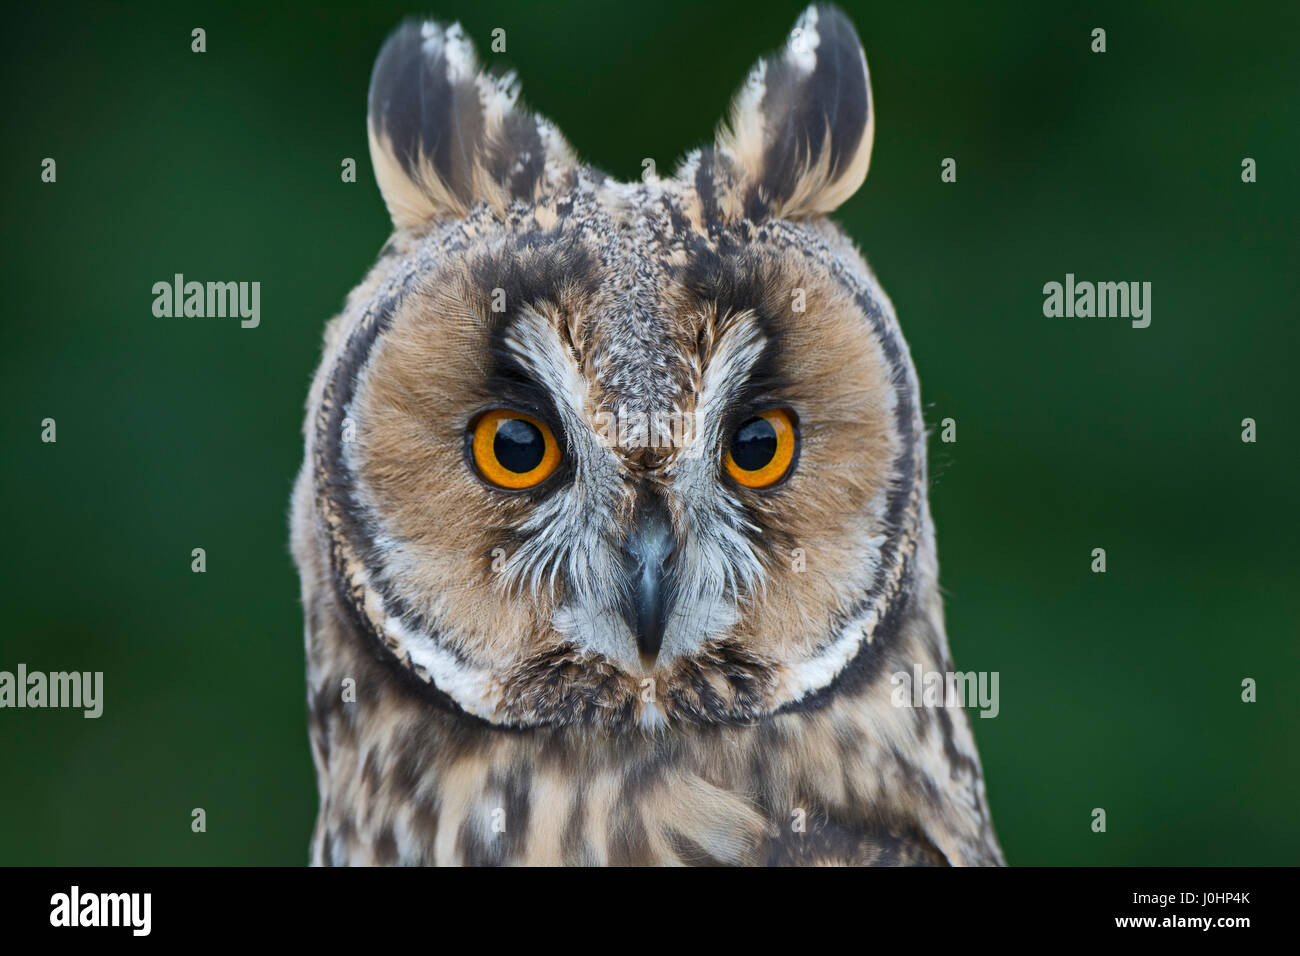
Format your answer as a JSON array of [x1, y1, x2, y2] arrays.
[[619, 494, 676, 665]]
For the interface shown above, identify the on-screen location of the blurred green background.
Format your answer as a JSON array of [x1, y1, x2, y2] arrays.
[[2, 0, 1296, 865]]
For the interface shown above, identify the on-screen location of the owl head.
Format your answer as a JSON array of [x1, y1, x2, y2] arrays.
[[305, 4, 928, 731]]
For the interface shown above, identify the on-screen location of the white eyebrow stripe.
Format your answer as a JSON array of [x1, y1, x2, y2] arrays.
[[501, 306, 589, 423], [500, 305, 628, 485], [694, 310, 768, 447]]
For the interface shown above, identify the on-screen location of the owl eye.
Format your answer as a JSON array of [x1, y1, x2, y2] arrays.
[[470, 409, 562, 490], [723, 408, 798, 489]]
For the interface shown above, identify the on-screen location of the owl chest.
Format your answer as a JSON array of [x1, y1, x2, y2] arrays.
[[315, 706, 939, 866], [318, 735, 746, 865]]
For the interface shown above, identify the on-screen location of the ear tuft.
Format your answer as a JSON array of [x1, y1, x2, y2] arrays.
[[367, 20, 577, 229], [713, 4, 873, 221]]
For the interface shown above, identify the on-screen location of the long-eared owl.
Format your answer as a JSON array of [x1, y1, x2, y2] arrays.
[[292, 4, 1004, 866]]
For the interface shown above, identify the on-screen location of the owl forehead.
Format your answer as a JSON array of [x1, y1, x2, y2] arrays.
[[446, 175, 820, 430], [572, 184, 699, 416]]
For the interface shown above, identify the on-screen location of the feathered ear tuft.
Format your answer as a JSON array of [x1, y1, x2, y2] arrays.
[[366, 20, 577, 229], [711, 4, 873, 221]]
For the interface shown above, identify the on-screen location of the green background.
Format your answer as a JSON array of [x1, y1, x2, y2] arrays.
[[2, 0, 1296, 865]]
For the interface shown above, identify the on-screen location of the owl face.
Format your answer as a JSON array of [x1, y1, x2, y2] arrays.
[[310, 5, 925, 730]]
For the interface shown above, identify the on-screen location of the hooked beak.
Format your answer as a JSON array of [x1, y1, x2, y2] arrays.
[[618, 493, 676, 665]]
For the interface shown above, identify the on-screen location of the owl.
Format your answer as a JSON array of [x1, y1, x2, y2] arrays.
[[291, 4, 1004, 866]]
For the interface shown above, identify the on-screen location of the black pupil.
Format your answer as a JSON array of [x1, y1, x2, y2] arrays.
[[494, 418, 545, 473], [731, 416, 777, 471]]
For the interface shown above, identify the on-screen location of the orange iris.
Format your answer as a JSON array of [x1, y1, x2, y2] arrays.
[[723, 408, 797, 488], [470, 409, 561, 490]]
